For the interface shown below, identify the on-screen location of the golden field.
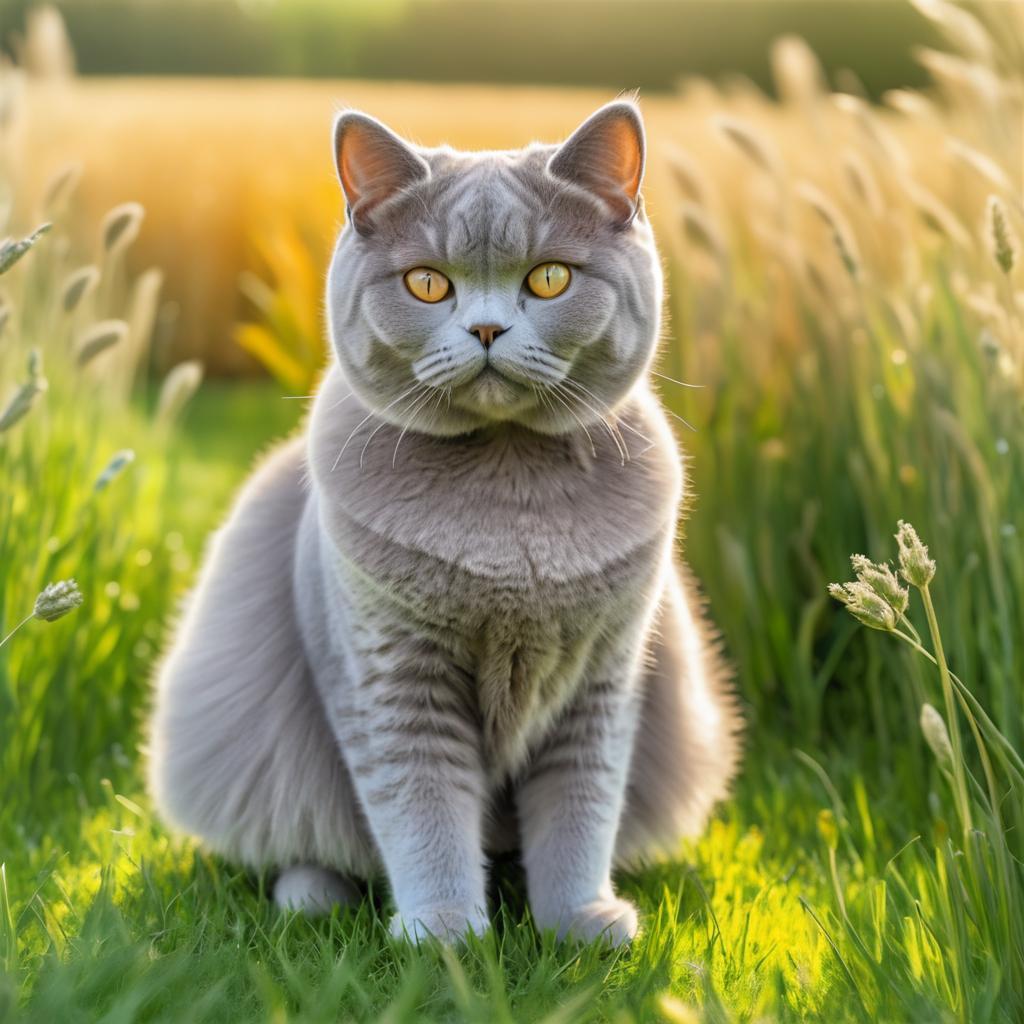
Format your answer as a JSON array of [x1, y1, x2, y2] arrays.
[[12, 36, 1019, 380]]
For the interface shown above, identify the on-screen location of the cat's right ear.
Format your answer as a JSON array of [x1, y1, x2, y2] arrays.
[[333, 111, 430, 236]]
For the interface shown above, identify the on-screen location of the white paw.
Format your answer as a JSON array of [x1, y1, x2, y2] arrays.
[[388, 905, 490, 944], [273, 865, 360, 915], [544, 897, 640, 946]]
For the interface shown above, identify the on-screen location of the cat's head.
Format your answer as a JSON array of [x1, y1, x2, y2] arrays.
[[326, 100, 661, 437]]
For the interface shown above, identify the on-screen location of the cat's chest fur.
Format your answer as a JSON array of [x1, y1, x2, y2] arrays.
[[309, 369, 681, 587], [306, 369, 681, 772]]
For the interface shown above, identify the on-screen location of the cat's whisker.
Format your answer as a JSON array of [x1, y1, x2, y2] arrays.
[[554, 381, 629, 465], [543, 384, 597, 459], [650, 369, 703, 389], [331, 382, 423, 472], [560, 377, 637, 462], [662, 407, 697, 433], [391, 385, 444, 469], [329, 390, 357, 412], [360, 384, 431, 468]]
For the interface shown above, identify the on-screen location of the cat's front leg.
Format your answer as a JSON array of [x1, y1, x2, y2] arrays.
[[517, 633, 646, 946], [330, 619, 489, 944]]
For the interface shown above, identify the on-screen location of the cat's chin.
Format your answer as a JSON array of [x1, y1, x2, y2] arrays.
[[450, 367, 535, 421]]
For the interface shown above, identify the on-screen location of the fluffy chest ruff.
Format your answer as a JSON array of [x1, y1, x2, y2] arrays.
[[306, 368, 682, 775]]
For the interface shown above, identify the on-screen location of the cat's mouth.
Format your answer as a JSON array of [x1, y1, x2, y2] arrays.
[[451, 366, 535, 419]]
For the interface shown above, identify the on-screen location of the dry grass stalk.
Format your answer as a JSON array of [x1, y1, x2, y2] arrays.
[[795, 181, 862, 279]]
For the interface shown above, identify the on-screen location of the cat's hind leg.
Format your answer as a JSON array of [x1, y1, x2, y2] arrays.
[[616, 567, 742, 864], [147, 439, 378, 886], [273, 865, 361, 914]]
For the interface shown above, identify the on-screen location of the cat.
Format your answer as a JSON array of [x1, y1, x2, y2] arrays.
[[147, 99, 740, 946]]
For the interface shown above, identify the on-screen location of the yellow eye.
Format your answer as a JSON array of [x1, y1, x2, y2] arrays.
[[526, 262, 571, 299], [404, 267, 451, 303]]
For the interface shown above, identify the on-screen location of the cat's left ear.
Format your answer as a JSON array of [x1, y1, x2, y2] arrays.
[[548, 100, 645, 227]]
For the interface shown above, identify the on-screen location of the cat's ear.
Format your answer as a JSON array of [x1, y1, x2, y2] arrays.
[[548, 100, 645, 227], [333, 111, 430, 236]]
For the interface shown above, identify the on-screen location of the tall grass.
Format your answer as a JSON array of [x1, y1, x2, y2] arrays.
[[661, 4, 1024, 1016]]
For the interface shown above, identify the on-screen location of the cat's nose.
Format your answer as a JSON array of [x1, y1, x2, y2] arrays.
[[466, 323, 507, 349]]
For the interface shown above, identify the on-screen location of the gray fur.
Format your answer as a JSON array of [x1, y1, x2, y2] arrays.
[[148, 101, 741, 945]]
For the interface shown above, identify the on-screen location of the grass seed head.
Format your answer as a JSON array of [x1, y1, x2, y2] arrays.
[[41, 162, 82, 215], [75, 319, 128, 367], [680, 202, 728, 264], [0, 351, 47, 433], [850, 554, 910, 617], [712, 115, 781, 178], [828, 581, 897, 631], [101, 202, 144, 255], [61, 265, 100, 313], [919, 703, 953, 770], [157, 360, 204, 425], [32, 579, 84, 623], [986, 196, 1016, 275], [796, 182, 862, 279], [895, 520, 936, 588], [93, 449, 135, 492], [0, 223, 52, 276]]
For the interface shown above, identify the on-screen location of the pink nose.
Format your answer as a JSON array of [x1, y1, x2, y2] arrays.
[[467, 323, 506, 349]]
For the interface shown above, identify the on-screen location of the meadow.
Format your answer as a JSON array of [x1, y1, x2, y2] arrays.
[[1, 2, 1023, 1020]]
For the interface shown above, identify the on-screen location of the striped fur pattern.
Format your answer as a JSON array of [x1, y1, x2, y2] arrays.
[[148, 102, 741, 945]]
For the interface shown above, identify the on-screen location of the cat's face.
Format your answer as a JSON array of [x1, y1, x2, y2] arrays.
[[326, 101, 661, 437]]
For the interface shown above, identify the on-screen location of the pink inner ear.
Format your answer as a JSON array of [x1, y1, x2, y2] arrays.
[[605, 119, 643, 201], [334, 114, 429, 233], [339, 122, 398, 207], [549, 104, 646, 224]]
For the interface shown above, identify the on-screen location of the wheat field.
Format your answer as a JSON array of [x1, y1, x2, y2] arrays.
[[2, 1, 1024, 1020]]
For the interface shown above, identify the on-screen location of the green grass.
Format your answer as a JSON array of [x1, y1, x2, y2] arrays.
[[3, 34, 1024, 1022]]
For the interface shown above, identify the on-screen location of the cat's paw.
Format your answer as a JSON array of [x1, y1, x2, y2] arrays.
[[273, 865, 361, 915], [388, 905, 490, 945], [543, 897, 640, 946]]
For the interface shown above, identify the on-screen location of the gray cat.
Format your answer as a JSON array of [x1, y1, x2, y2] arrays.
[[147, 100, 740, 946]]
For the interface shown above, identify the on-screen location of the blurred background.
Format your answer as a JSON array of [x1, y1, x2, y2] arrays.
[[2, 0, 949, 377]]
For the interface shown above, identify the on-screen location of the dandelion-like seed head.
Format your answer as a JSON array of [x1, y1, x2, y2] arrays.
[[850, 554, 909, 617], [895, 520, 936, 588], [32, 579, 84, 622], [919, 703, 953, 770]]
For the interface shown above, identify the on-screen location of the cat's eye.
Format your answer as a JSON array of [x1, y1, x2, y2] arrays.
[[403, 267, 451, 303], [526, 262, 571, 299]]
